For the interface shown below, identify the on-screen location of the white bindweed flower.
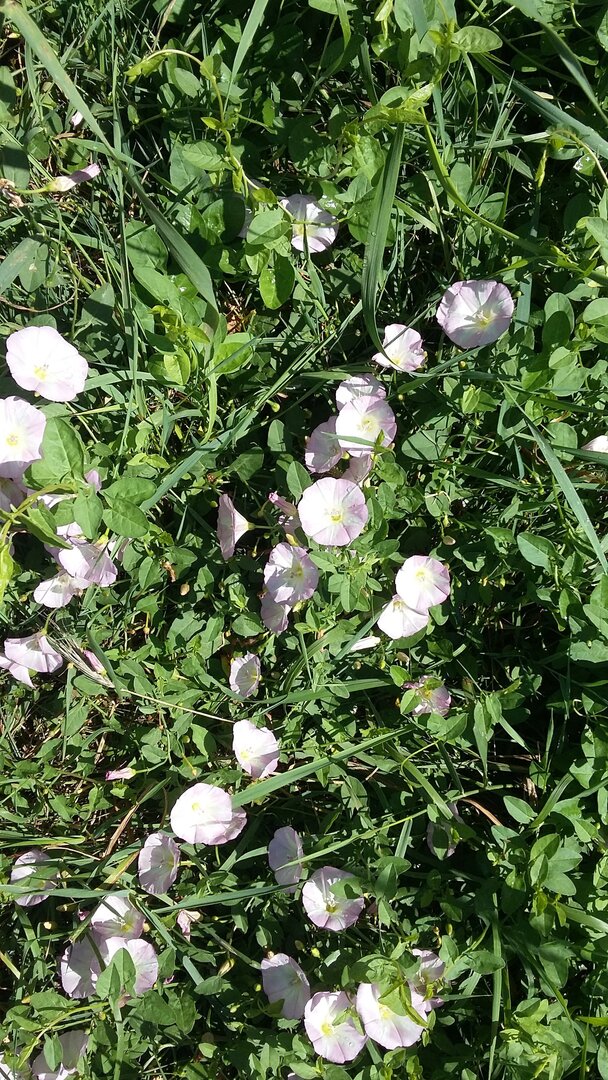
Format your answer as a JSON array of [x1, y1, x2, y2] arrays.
[[99, 936, 158, 996], [336, 374, 386, 411], [304, 417, 342, 473], [233, 719, 280, 779], [301, 866, 364, 931], [335, 395, 397, 458], [395, 556, 451, 614], [377, 597, 429, 640], [3, 633, 63, 675], [298, 477, 368, 547], [356, 982, 430, 1049], [9, 849, 59, 907], [261, 953, 311, 1019], [48, 164, 101, 193], [0, 396, 46, 469], [6, 326, 89, 402], [304, 991, 367, 1063], [217, 494, 251, 560], [32, 1029, 89, 1080], [583, 435, 608, 453], [267, 826, 304, 891], [263, 542, 319, 604], [372, 323, 426, 373], [280, 194, 338, 253], [437, 279, 514, 349], [33, 572, 89, 609], [229, 653, 261, 698], [138, 832, 180, 895], [170, 782, 246, 845], [90, 894, 144, 939]]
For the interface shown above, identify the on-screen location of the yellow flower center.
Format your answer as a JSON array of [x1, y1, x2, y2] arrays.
[[378, 1004, 393, 1021], [33, 365, 48, 380], [6, 433, 19, 447], [191, 801, 201, 812], [320, 1022, 334, 1037], [329, 510, 344, 523]]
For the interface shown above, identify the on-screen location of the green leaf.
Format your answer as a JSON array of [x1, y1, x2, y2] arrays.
[[0, 542, 15, 608], [182, 141, 225, 173], [259, 254, 295, 308], [103, 498, 149, 538], [361, 123, 405, 350], [517, 532, 556, 569], [29, 418, 85, 483], [503, 795, 536, 824], [20, 505, 70, 548], [104, 478, 157, 505], [0, 238, 41, 293], [469, 949, 505, 974], [72, 490, 104, 540], [451, 26, 502, 54]]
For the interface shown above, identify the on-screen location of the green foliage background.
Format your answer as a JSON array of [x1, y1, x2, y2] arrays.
[[2, 0, 608, 1077]]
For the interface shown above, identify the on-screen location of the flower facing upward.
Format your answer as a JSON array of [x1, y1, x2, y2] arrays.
[[0, 397, 46, 468], [263, 542, 319, 604], [395, 556, 451, 613], [3, 633, 63, 674], [377, 598, 429, 640], [90, 894, 144, 939], [437, 279, 514, 349], [280, 195, 338, 253], [170, 782, 246, 845], [335, 396, 397, 458], [356, 982, 430, 1049], [301, 866, 364, 931], [372, 324, 426, 373], [298, 478, 368, 547], [9, 849, 59, 907], [6, 326, 89, 402], [32, 1029, 89, 1080], [233, 719, 279, 779], [268, 826, 304, 891], [217, 494, 251, 560], [336, 374, 386, 411], [138, 832, 180, 895], [304, 417, 342, 474], [304, 991, 367, 1063], [261, 953, 311, 1019], [404, 677, 451, 716], [229, 653, 261, 698]]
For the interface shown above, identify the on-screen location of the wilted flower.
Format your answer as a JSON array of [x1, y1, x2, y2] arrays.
[[100, 936, 158, 996], [335, 396, 396, 458], [217, 494, 250, 560], [9, 849, 59, 907], [170, 782, 246, 845], [33, 571, 89, 609], [0, 396, 46, 469], [261, 592, 291, 633], [304, 417, 342, 473], [32, 1029, 89, 1080], [336, 374, 386, 411], [356, 982, 430, 1049], [395, 556, 451, 613], [301, 866, 364, 931], [264, 542, 319, 604], [4, 633, 63, 675], [233, 719, 279, 779], [176, 908, 200, 940], [6, 326, 89, 402], [437, 279, 514, 349], [404, 677, 451, 716], [304, 991, 367, 1063], [346, 635, 381, 653], [280, 194, 338, 253], [57, 540, 118, 587], [90, 894, 144, 939], [583, 435, 608, 453], [298, 477, 368, 547], [268, 826, 304, 891], [229, 653, 261, 698], [377, 598, 429, 640], [48, 163, 101, 193], [372, 323, 426, 373], [60, 935, 104, 999], [105, 766, 135, 781], [411, 948, 445, 997], [268, 492, 300, 538], [138, 832, 180, 895], [261, 953, 311, 1019]]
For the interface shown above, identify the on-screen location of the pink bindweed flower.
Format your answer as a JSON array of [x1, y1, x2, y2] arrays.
[[411, 948, 445, 998], [4, 633, 63, 674], [90, 894, 144, 940], [437, 279, 514, 349], [395, 556, 451, 614], [217, 494, 251, 560], [60, 934, 105, 999], [6, 326, 89, 402], [57, 540, 118, 587], [0, 396, 46, 469], [0, 475, 25, 513], [170, 782, 246, 845], [268, 492, 300, 538], [280, 194, 338, 253], [0, 653, 34, 687], [356, 982, 430, 1049], [176, 909, 200, 941], [48, 163, 101, 193], [304, 417, 342, 474], [138, 832, 180, 895], [33, 571, 89, 609], [404, 677, 451, 716], [304, 991, 367, 1063], [263, 542, 319, 605], [298, 477, 368, 547], [233, 719, 279, 779], [377, 598, 429, 640], [335, 396, 397, 458], [229, 653, 261, 698], [427, 802, 461, 859], [10, 849, 59, 907], [336, 374, 386, 411], [347, 635, 381, 653], [261, 953, 311, 1019], [342, 453, 373, 485], [301, 866, 364, 931], [372, 323, 426, 373], [32, 1029, 89, 1080], [261, 592, 291, 633], [70, 111, 84, 128], [583, 435, 608, 453], [268, 826, 304, 891], [100, 936, 158, 996], [105, 766, 135, 781]]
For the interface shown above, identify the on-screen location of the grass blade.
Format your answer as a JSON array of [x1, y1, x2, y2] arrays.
[[361, 123, 405, 351]]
